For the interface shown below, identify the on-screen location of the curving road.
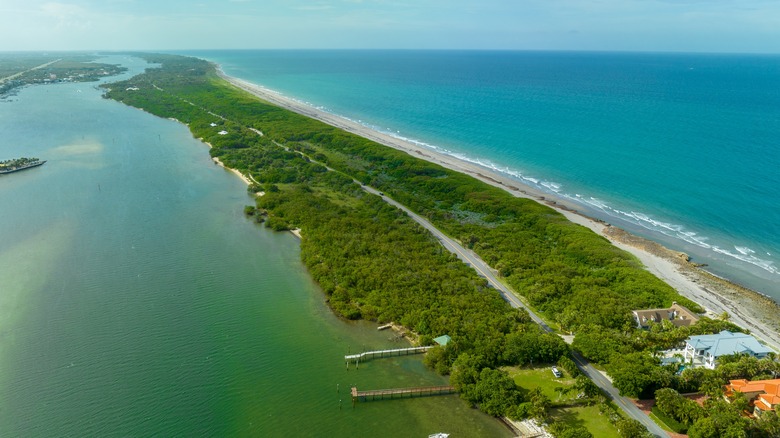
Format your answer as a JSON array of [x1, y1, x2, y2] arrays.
[[362, 185, 666, 438], [214, 105, 665, 436]]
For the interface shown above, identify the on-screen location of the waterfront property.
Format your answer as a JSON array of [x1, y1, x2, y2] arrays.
[[632, 302, 699, 329], [0, 157, 46, 174], [725, 379, 780, 417], [683, 330, 773, 369]]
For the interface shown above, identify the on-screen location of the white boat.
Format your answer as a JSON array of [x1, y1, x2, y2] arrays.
[[428, 434, 449, 438]]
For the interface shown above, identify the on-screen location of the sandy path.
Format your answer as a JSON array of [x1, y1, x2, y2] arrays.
[[217, 69, 780, 353]]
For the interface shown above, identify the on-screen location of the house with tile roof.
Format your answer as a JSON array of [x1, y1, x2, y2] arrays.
[[725, 379, 780, 417], [683, 330, 773, 369], [632, 301, 699, 329]]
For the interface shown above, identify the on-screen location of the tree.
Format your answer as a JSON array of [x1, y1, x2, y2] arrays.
[[547, 423, 593, 438], [557, 356, 581, 378], [573, 375, 603, 401], [571, 327, 627, 364], [655, 388, 703, 426], [528, 387, 551, 421], [687, 399, 749, 438], [472, 368, 524, 417], [753, 409, 780, 437], [502, 330, 569, 366], [608, 352, 673, 398], [615, 418, 651, 438]]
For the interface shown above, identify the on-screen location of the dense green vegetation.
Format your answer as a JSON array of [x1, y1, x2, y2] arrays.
[[654, 384, 780, 437], [506, 366, 651, 438], [103, 53, 774, 435], [649, 355, 780, 437], [104, 53, 553, 416]]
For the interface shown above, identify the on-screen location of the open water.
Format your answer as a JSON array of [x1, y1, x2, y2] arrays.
[[0, 56, 508, 436], [188, 50, 780, 300]]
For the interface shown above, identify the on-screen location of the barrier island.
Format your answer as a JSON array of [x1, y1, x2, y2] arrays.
[[103, 54, 780, 437]]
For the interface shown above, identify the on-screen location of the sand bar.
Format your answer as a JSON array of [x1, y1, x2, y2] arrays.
[[216, 68, 780, 353]]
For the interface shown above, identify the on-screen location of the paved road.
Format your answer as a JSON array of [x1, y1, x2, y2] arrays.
[[229, 120, 665, 436], [362, 186, 666, 438], [362, 185, 551, 330], [571, 351, 666, 437]]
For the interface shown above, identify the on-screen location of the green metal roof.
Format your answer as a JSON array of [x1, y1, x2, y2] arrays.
[[433, 335, 451, 346]]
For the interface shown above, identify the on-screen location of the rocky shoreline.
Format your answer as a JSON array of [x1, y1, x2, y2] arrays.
[[217, 68, 780, 355]]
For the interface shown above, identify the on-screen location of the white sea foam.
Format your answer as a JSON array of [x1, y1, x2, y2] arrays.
[[259, 84, 779, 279], [735, 246, 754, 256]]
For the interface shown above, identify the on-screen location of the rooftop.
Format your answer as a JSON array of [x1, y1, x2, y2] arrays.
[[633, 302, 699, 328], [727, 379, 780, 411], [433, 335, 451, 346], [687, 330, 773, 358]]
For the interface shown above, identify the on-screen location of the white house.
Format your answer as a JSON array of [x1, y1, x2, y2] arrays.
[[684, 330, 773, 369]]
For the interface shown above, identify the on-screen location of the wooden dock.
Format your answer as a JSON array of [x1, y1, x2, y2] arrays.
[[345, 346, 433, 368], [351, 385, 455, 403]]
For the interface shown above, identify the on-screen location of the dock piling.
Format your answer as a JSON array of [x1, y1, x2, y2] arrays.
[[350, 385, 455, 405], [344, 346, 434, 367]]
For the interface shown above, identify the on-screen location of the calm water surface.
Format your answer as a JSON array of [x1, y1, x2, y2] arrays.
[[0, 56, 508, 437]]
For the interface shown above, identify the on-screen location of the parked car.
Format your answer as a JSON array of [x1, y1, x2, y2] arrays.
[[551, 366, 563, 378]]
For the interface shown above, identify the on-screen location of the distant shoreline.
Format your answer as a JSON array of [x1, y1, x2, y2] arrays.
[[214, 66, 780, 353]]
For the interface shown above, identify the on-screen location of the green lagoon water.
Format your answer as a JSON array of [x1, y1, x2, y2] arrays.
[[0, 56, 508, 437]]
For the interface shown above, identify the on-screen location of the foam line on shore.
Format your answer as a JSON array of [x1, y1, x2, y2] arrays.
[[214, 66, 780, 353], [217, 67, 778, 280]]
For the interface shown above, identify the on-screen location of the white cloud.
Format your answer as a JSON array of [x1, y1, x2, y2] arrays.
[[0, 0, 779, 52], [40, 2, 93, 30]]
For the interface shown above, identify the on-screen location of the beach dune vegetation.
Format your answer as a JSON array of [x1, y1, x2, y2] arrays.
[[104, 54, 743, 422]]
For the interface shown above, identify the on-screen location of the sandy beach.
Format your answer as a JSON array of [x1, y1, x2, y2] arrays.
[[217, 69, 780, 354], [202, 139, 259, 188]]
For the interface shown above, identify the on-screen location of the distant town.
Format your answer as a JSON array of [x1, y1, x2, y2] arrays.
[[0, 55, 126, 97]]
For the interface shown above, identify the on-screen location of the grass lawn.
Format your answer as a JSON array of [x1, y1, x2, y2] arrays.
[[507, 366, 622, 438], [550, 405, 621, 438], [506, 366, 576, 402], [649, 412, 677, 433]]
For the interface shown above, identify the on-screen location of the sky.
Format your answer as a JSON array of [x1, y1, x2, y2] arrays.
[[2, 0, 780, 53]]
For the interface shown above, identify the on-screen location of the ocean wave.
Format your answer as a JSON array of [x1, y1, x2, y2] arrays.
[[256, 83, 779, 279], [379, 131, 780, 278], [573, 202, 778, 276], [735, 246, 754, 256]]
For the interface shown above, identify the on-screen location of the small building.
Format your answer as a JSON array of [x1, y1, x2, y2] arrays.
[[632, 302, 699, 329], [684, 330, 773, 369], [725, 379, 780, 417], [218, 130, 228, 135], [433, 335, 451, 347]]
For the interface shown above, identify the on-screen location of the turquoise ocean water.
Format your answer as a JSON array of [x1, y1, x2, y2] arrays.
[[186, 50, 780, 300], [0, 56, 508, 436]]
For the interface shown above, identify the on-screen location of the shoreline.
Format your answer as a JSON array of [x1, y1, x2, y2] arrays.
[[215, 68, 780, 354], [201, 139, 256, 187]]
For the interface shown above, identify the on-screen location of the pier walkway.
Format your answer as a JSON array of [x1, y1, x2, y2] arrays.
[[344, 346, 432, 367], [351, 385, 455, 403]]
